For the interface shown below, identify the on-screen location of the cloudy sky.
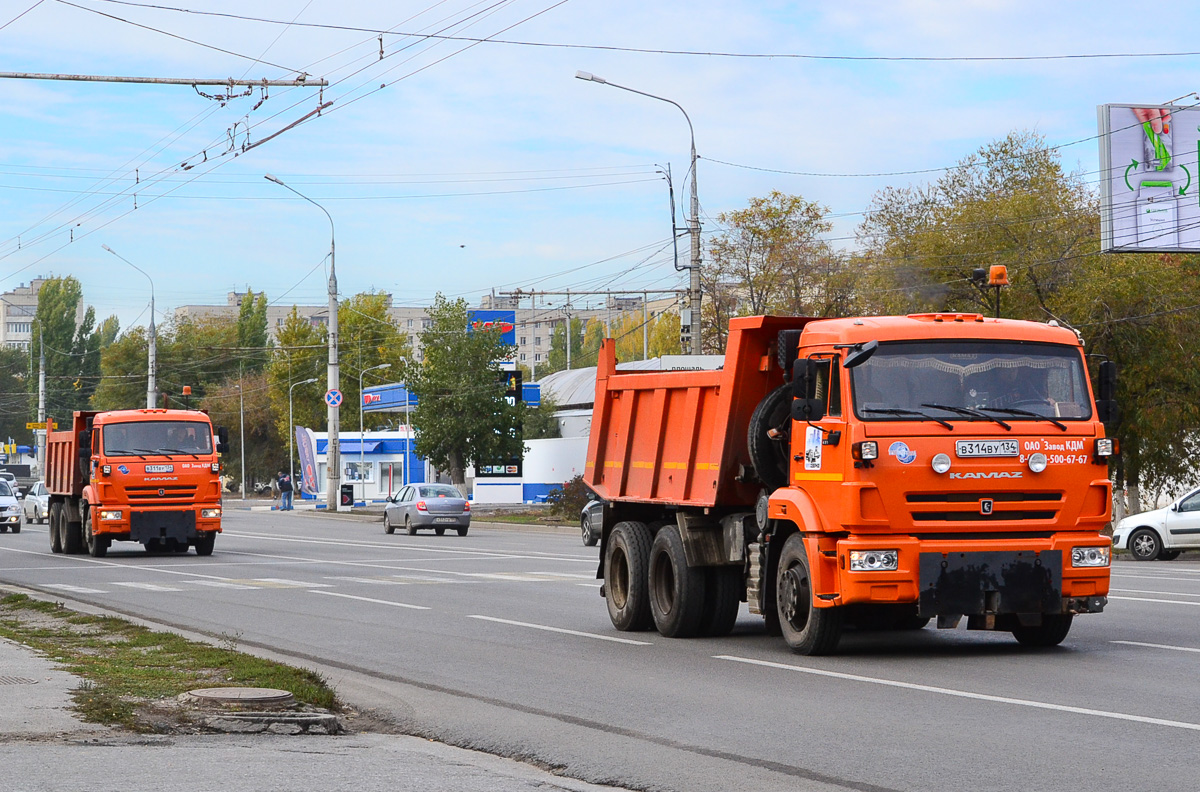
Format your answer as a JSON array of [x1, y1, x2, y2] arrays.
[[2, 0, 1197, 329]]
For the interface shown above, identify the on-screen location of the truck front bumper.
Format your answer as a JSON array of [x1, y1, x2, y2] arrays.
[[95, 506, 222, 542]]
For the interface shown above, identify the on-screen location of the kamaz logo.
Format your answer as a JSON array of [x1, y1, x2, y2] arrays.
[[949, 471, 1023, 479]]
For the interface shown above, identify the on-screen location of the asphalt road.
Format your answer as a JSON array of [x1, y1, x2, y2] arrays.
[[1, 510, 1197, 792]]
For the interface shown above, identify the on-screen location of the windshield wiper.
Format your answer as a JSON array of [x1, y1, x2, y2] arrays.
[[978, 407, 1067, 431], [107, 449, 149, 459], [154, 447, 200, 459], [862, 407, 953, 430], [920, 403, 1011, 431]]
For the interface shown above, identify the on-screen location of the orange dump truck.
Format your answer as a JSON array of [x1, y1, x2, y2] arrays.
[[585, 314, 1116, 654], [46, 409, 228, 558]]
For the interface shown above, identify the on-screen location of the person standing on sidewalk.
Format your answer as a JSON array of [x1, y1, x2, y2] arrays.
[[277, 470, 294, 511]]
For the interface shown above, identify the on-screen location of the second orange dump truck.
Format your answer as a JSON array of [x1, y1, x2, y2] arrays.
[[585, 314, 1116, 654]]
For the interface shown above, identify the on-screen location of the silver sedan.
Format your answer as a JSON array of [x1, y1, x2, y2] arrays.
[[22, 481, 48, 525], [384, 484, 471, 536]]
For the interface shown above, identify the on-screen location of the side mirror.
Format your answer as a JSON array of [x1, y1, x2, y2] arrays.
[[790, 358, 826, 422], [1171, 502, 1179, 512], [216, 426, 230, 454], [1095, 361, 1119, 428], [843, 340, 879, 370]]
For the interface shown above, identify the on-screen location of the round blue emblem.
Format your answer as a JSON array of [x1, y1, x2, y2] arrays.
[[888, 441, 916, 464]]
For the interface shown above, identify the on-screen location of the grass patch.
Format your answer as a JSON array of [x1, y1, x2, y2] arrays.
[[0, 593, 338, 731], [475, 513, 558, 525]]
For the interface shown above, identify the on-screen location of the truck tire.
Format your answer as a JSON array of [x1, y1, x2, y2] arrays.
[[82, 506, 108, 558], [1012, 614, 1073, 647], [605, 520, 653, 632], [699, 566, 742, 637], [748, 384, 792, 492], [63, 512, 84, 555], [49, 503, 63, 553], [194, 533, 216, 556], [1128, 528, 1162, 561], [648, 525, 707, 638], [776, 533, 843, 655]]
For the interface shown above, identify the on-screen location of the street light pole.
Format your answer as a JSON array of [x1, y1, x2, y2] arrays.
[[236, 381, 245, 500], [265, 174, 341, 510], [101, 244, 157, 406], [358, 363, 391, 505], [289, 377, 318, 499], [575, 71, 702, 354]]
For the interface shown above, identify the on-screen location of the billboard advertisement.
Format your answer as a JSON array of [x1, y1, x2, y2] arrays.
[[1099, 104, 1200, 252], [468, 309, 517, 346], [476, 369, 524, 479], [295, 426, 319, 495]]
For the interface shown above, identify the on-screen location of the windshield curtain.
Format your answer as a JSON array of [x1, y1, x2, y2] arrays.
[[102, 421, 213, 456], [850, 341, 1092, 421]]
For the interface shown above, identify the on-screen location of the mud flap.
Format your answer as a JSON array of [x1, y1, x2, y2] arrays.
[[918, 551, 1062, 618]]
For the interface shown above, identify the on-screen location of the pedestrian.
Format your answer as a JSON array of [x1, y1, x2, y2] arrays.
[[277, 470, 294, 511]]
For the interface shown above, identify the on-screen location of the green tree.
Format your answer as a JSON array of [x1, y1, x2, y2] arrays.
[[545, 316, 585, 374], [32, 277, 103, 417], [236, 289, 270, 372], [400, 294, 522, 490], [199, 370, 278, 492], [266, 309, 326, 453], [0, 347, 31, 445], [523, 395, 560, 440]]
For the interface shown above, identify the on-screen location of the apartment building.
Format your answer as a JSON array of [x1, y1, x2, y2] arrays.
[[0, 278, 85, 351]]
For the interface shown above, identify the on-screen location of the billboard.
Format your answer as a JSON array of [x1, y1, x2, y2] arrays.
[[1099, 104, 1200, 252], [468, 309, 517, 346], [476, 370, 524, 479]]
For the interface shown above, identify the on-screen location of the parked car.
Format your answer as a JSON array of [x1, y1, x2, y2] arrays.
[[384, 484, 470, 536], [1112, 488, 1200, 561], [581, 499, 603, 547], [0, 480, 21, 534], [21, 481, 48, 524]]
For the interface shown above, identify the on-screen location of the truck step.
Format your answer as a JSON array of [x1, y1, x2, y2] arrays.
[[747, 542, 764, 615]]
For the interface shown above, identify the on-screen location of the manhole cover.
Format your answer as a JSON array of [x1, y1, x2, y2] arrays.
[[0, 676, 37, 686], [186, 687, 295, 706]]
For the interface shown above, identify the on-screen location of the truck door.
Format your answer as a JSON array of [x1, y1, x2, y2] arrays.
[[793, 357, 847, 488]]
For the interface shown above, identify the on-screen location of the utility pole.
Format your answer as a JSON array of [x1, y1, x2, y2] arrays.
[[37, 338, 45, 476], [147, 290, 157, 409], [327, 249, 340, 511], [687, 146, 702, 355]]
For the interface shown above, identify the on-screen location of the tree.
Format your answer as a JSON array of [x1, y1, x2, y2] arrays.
[[266, 308, 326, 452], [0, 347, 31, 445], [199, 370, 278, 491], [701, 191, 846, 352], [545, 316, 585, 374], [523, 395, 560, 440], [236, 289, 270, 372], [32, 277, 103, 417], [400, 294, 523, 490]]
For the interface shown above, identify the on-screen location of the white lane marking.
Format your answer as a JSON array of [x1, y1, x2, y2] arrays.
[[715, 655, 1200, 732], [187, 580, 258, 590], [252, 578, 333, 588], [1109, 595, 1200, 607], [1111, 573, 1200, 583], [43, 584, 106, 594], [467, 615, 651, 646], [1112, 640, 1200, 654], [310, 590, 430, 610], [111, 582, 184, 592], [527, 572, 596, 579], [324, 575, 418, 585], [1111, 588, 1200, 598]]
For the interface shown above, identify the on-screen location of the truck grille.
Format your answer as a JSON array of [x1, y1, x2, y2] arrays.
[[906, 491, 1062, 523], [125, 485, 197, 502]]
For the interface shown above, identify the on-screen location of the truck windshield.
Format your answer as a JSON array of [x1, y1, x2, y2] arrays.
[[103, 421, 213, 456], [850, 341, 1092, 422]]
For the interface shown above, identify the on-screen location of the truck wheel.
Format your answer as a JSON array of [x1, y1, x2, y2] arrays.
[[1128, 528, 1162, 561], [49, 503, 63, 553], [748, 384, 792, 492], [1012, 614, 1073, 647], [82, 505, 107, 558], [648, 525, 707, 638], [63, 515, 84, 555], [776, 534, 843, 655], [699, 566, 742, 637], [605, 520, 653, 631], [194, 533, 216, 556]]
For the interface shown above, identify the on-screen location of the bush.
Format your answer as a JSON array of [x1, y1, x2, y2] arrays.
[[545, 474, 590, 517]]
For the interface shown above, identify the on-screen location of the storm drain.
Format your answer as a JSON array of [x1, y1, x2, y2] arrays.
[[181, 687, 341, 735], [0, 676, 37, 685]]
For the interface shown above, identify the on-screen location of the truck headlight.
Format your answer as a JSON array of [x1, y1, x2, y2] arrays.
[[931, 453, 952, 474], [201, 508, 221, 519], [99, 510, 123, 520], [1072, 546, 1110, 567], [852, 441, 878, 461], [849, 549, 899, 572], [1028, 452, 1048, 473]]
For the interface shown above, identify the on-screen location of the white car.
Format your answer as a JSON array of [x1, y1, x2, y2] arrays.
[[1112, 488, 1200, 561], [22, 481, 48, 524], [0, 480, 21, 534]]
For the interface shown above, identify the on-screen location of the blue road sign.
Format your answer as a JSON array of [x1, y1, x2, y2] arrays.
[[324, 389, 343, 407]]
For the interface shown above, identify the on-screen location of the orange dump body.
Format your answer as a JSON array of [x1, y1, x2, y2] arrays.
[[586, 313, 1112, 615]]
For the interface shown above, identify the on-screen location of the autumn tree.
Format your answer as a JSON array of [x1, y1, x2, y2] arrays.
[[400, 294, 522, 491]]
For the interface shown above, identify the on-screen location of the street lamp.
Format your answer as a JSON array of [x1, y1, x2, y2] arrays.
[[358, 363, 391, 505], [101, 244, 157, 407], [289, 377, 318, 500], [234, 382, 245, 500], [265, 173, 342, 510], [574, 71, 702, 354]]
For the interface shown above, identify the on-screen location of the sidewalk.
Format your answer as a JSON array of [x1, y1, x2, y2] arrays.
[[0, 634, 621, 792]]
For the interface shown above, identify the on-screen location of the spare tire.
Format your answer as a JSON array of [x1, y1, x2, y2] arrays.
[[748, 383, 792, 492]]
